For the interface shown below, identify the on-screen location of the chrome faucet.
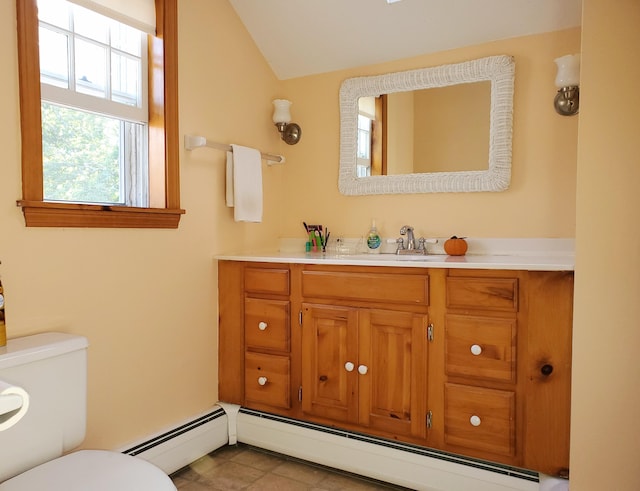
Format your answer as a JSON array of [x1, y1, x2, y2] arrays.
[[397, 225, 429, 255], [399, 225, 416, 250]]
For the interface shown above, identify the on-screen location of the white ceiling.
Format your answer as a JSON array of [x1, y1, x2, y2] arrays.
[[228, 0, 582, 80]]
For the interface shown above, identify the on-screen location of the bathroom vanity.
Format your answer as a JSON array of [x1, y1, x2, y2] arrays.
[[217, 253, 573, 478]]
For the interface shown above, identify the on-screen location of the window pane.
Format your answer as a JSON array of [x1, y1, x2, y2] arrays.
[[356, 164, 371, 178], [39, 27, 69, 88], [39, 0, 147, 118], [357, 115, 371, 160], [111, 52, 140, 106], [37, 0, 70, 29], [72, 4, 109, 43], [75, 39, 107, 98], [42, 103, 122, 204], [111, 23, 142, 56], [358, 114, 371, 130]]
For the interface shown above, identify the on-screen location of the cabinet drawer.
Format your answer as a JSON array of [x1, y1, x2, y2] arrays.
[[244, 267, 290, 295], [445, 314, 516, 383], [245, 352, 290, 409], [301, 271, 428, 305], [447, 277, 518, 312], [444, 383, 515, 457], [245, 298, 290, 352]]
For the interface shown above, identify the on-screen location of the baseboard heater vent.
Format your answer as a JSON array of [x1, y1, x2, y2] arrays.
[[121, 406, 228, 475], [237, 407, 539, 491]]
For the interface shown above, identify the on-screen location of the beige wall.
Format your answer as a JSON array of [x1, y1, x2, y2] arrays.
[[280, 28, 580, 241], [414, 82, 491, 173], [6, 1, 638, 488], [571, 0, 640, 489], [0, 0, 285, 449]]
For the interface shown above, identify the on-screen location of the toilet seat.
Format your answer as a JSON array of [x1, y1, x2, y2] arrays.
[[0, 450, 176, 490]]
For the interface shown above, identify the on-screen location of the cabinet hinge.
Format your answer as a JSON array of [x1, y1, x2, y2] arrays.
[[427, 323, 434, 342], [426, 410, 433, 429], [299, 310, 303, 326], [298, 386, 303, 402]]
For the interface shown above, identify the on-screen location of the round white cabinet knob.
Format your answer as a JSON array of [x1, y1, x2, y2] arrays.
[[470, 344, 482, 356], [470, 415, 482, 427], [257, 376, 268, 386], [258, 321, 268, 331], [344, 362, 355, 372], [358, 365, 368, 375]]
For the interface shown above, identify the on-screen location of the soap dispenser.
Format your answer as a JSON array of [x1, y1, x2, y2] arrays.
[[366, 220, 381, 254]]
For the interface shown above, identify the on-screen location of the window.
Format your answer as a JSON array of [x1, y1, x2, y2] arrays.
[[356, 113, 372, 177], [16, 0, 183, 228], [356, 95, 385, 177], [39, 0, 148, 206]]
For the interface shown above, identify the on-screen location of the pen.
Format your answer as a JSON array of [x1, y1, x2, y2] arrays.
[[322, 229, 330, 252]]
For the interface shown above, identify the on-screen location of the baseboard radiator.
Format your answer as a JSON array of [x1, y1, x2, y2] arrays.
[[119, 404, 542, 491], [121, 405, 229, 475], [237, 408, 539, 491]]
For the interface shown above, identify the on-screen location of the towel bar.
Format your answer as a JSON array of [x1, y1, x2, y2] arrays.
[[184, 135, 285, 165]]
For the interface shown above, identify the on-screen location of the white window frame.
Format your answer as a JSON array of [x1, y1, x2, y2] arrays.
[[38, 0, 149, 207]]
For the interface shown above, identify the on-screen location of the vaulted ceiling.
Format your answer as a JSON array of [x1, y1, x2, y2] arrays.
[[228, 0, 582, 80]]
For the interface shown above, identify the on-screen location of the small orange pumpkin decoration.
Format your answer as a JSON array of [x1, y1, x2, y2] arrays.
[[444, 236, 468, 256]]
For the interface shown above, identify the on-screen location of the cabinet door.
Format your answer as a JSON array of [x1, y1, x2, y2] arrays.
[[359, 309, 428, 439], [302, 303, 359, 424]]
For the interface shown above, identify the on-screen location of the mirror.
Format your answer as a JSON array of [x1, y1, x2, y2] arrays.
[[339, 55, 515, 195]]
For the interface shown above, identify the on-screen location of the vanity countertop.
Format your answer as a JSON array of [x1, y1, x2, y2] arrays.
[[215, 251, 575, 271]]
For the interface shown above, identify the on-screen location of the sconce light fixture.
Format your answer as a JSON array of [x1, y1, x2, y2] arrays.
[[272, 99, 302, 145], [554, 54, 580, 116]]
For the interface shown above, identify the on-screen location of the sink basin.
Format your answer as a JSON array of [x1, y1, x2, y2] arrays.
[[345, 253, 445, 262]]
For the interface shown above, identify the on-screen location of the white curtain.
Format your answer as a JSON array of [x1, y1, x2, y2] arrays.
[[66, 0, 155, 34]]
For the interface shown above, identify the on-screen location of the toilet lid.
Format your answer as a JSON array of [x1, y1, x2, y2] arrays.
[[0, 450, 176, 491]]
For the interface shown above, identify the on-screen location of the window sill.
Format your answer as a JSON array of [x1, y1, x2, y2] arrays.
[[17, 200, 185, 228]]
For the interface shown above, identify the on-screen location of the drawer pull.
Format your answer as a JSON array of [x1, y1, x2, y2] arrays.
[[257, 376, 268, 386], [344, 362, 355, 372], [358, 364, 369, 375], [258, 321, 268, 331], [470, 415, 482, 427], [470, 344, 483, 356]]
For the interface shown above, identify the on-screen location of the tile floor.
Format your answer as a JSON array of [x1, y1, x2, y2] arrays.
[[170, 443, 412, 491]]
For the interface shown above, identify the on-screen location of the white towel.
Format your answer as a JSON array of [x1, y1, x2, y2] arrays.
[[228, 144, 263, 222], [225, 151, 234, 207]]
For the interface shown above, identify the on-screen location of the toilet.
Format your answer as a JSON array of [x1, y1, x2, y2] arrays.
[[0, 332, 176, 490]]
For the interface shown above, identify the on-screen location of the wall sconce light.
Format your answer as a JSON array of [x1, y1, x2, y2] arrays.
[[554, 54, 580, 116], [272, 99, 302, 145]]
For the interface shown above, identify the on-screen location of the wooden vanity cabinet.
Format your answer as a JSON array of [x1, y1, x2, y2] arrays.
[[440, 271, 520, 461], [300, 266, 429, 440], [436, 269, 573, 476], [301, 305, 428, 438], [218, 261, 298, 414], [218, 261, 573, 477]]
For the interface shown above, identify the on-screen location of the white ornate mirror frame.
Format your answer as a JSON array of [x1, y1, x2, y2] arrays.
[[338, 55, 515, 195]]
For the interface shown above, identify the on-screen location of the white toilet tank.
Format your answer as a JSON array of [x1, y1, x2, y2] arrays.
[[0, 332, 89, 482]]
